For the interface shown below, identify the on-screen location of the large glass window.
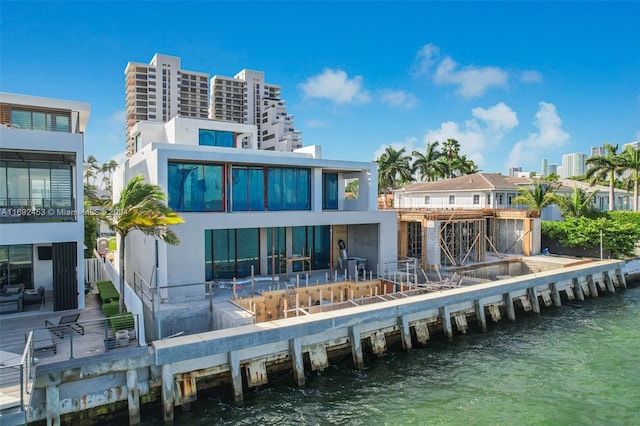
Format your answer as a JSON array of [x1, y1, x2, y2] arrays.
[[205, 228, 259, 279], [292, 226, 330, 271], [199, 129, 234, 147], [231, 166, 264, 211], [10, 109, 70, 132], [168, 162, 224, 212], [0, 159, 73, 220], [322, 173, 338, 210], [267, 167, 310, 211], [0, 244, 33, 289], [267, 227, 286, 274]]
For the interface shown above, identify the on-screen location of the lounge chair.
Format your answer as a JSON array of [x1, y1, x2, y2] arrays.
[[45, 313, 84, 338], [32, 328, 56, 354]]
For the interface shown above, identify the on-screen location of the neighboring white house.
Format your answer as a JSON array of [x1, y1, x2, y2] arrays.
[[393, 172, 631, 218], [0, 92, 90, 312], [113, 116, 397, 292]]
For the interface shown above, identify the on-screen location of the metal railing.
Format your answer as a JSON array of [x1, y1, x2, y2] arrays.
[[28, 314, 140, 361], [0, 331, 36, 412]]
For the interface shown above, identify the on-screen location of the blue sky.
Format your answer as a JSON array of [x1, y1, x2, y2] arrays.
[[2, 1, 639, 175]]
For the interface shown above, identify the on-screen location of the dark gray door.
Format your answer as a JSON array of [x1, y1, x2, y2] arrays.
[[52, 242, 77, 311]]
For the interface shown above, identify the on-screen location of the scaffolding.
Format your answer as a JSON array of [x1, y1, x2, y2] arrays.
[[439, 218, 487, 267]]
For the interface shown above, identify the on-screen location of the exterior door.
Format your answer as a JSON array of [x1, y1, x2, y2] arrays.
[[52, 242, 77, 311]]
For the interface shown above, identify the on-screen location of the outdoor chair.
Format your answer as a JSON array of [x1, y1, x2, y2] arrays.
[[32, 328, 57, 354], [45, 313, 84, 339]]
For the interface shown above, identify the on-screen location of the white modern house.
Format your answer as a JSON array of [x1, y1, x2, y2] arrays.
[[114, 115, 397, 294], [0, 92, 90, 313], [393, 172, 631, 218]]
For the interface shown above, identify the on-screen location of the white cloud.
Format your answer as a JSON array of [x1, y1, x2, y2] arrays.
[[379, 90, 418, 109], [506, 102, 570, 169], [299, 69, 371, 104], [434, 58, 508, 98], [520, 70, 543, 83], [415, 43, 509, 98], [418, 103, 520, 170], [415, 43, 441, 75], [472, 102, 519, 131], [305, 118, 329, 129]]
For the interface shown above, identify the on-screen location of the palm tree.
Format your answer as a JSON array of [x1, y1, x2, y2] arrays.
[[100, 160, 119, 192], [100, 175, 184, 313], [376, 146, 413, 208], [555, 186, 599, 218], [412, 141, 445, 182], [441, 138, 461, 179], [619, 145, 640, 212], [453, 154, 480, 176], [585, 142, 625, 211], [85, 155, 100, 186], [511, 180, 559, 217], [345, 179, 360, 199]]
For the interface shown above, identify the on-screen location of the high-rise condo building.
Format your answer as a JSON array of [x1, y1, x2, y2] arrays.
[[125, 53, 302, 156], [210, 69, 302, 151], [590, 146, 605, 157], [561, 152, 587, 178], [124, 54, 210, 156]]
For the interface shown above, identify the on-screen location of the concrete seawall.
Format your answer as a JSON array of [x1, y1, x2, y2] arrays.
[[22, 259, 628, 424]]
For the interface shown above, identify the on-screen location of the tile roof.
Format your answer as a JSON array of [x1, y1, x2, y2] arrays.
[[397, 173, 520, 193]]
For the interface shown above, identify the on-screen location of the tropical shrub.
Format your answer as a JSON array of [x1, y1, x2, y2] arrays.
[[541, 212, 640, 258]]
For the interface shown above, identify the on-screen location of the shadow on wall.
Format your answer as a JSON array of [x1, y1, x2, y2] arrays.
[[541, 236, 612, 259]]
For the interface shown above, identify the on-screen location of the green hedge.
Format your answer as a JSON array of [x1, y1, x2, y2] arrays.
[[96, 280, 119, 304], [109, 313, 135, 332], [101, 301, 135, 332], [97, 280, 135, 332]]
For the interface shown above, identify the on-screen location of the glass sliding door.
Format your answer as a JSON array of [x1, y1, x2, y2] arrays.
[[205, 228, 260, 279], [267, 227, 286, 274]]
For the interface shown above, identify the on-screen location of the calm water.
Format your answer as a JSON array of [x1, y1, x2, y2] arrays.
[[140, 285, 640, 426]]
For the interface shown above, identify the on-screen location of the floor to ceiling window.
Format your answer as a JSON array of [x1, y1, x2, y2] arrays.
[[231, 166, 264, 211], [168, 162, 224, 212], [0, 244, 33, 289], [291, 226, 330, 271], [322, 172, 338, 210], [266, 167, 310, 211], [205, 228, 259, 280], [267, 227, 286, 274]]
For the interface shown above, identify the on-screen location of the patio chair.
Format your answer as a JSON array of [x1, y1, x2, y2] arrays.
[[45, 313, 84, 339], [32, 328, 57, 354]]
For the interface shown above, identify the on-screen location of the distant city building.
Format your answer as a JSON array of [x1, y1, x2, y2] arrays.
[[540, 159, 557, 177], [623, 141, 639, 151], [124, 53, 210, 157], [508, 167, 522, 178], [210, 69, 302, 151], [560, 153, 587, 178], [590, 146, 605, 157], [125, 53, 302, 156]]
